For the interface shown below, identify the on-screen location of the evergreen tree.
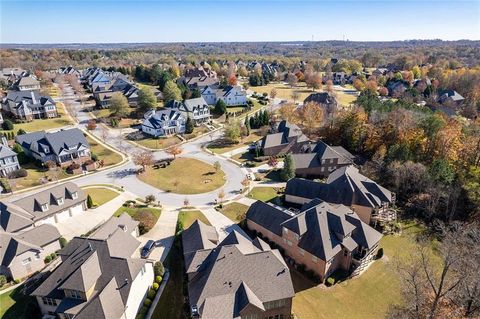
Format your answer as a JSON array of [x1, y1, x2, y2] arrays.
[[244, 116, 250, 136], [281, 154, 296, 181], [2, 119, 14, 131], [185, 117, 194, 134], [17, 129, 26, 135], [214, 99, 227, 115], [249, 116, 255, 130], [190, 88, 201, 98], [87, 194, 94, 208]]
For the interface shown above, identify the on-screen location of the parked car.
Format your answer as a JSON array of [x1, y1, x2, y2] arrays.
[[141, 240, 155, 259]]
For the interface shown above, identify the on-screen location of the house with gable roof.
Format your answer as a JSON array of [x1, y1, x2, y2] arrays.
[[246, 199, 383, 282], [141, 109, 186, 137], [2, 90, 58, 121], [164, 97, 210, 124], [182, 220, 294, 319], [201, 85, 247, 106]]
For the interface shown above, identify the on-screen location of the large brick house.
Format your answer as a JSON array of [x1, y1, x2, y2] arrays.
[[285, 166, 394, 224], [260, 121, 309, 157], [246, 199, 383, 282], [182, 220, 295, 319], [15, 128, 91, 166]]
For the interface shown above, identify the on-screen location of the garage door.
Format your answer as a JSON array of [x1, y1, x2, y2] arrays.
[[69, 204, 84, 216], [39, 215, 56, 225], [55, 210, 70, 223]]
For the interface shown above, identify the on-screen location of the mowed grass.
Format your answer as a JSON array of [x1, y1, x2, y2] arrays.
[[0, 285, 40, 319], [178, 210, 211, 229], [292, 222, 429, 319], [138, 158, 226, 194], [1, 102, 72, 136], [208, 131, 262, 154], [83, 187, 119, 206], [219, 202, 249, 222], [248, 187, 279, 202], [86, 135, 123, 166], [134, 136, 182, 150], [9, 162, 69, 191]]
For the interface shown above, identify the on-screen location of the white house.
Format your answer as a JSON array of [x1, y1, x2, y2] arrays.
[[141, 109, 186, 137], [164, 97, 211, 125], [201, 85, 247, 106]]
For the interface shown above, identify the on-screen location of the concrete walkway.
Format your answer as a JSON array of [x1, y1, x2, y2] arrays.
[[200, 207, 248, 241], [55, 191, 136, 240]]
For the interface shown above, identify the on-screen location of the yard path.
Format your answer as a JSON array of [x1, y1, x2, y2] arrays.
[[200, 207, 248, 241], [55, 190, 137, 240]]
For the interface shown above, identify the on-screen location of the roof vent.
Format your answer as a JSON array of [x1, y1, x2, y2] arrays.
[[88, 242, 92, 251]]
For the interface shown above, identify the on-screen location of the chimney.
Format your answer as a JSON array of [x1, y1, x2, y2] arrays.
[[30, 91, 37, 104], [0, 135, 7, 147]]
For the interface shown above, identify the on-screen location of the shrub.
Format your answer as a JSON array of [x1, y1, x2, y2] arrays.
[[326, 276, 335, 286], [376, 247, 384, 259], [67, 162, 80, 171], [0, 275, 7, 288], [91, 153, 98, 161], [44, 255, 52, 264], [17, 129, 27, 135], [145, 194, 156, 203], [0, 178, 12, 193], [152, 282, 159, 290], [59, 237, 68, 248], [155, 275, 163, 283], [147, 289, 156, 299], [8, 168, 28, 178], [154, 261, 165, 277], [134, 209, 157, 235], [84, 159, 95, 165], [144, 298, 152, 307], [50, 252, 56, 260], [2, 119, 14, 130], [13, 279, 20, 284], [87, 194, 94, 208], [137, 306, 149, 319], [245, 161, 255, 168]]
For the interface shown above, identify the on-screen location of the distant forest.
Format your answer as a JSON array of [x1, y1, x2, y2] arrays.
[[1, 40, 480, 70]]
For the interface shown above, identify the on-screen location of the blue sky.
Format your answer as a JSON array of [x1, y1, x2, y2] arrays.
[[1, 0, 479, 43]]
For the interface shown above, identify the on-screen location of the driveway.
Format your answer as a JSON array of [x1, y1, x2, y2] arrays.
[[55, 191, 136, 240], [200, 207, 249, 241]]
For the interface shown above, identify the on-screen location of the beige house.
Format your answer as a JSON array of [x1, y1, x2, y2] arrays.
[[182, 220, 295, 319], [285, 165, 395, 224], [0, 224, 61, 280], [246, 199, 383, 282]]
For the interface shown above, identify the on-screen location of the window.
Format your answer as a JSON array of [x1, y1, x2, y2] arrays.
[[22, 257, 32, 265], [42, 297, 57, 306], [41, 203, 49, 212], [71, 192, 78, 199], [312, 256, 318, 263], [35, 253, 40, 260], [343, 250, 349, 257], [56, 197, 64, 205], [242, 315, 257, 319], [70, 290, 82, 299]]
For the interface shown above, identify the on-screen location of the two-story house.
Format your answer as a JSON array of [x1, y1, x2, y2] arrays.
[[31, 222, 154, 319], [13, 75, 41, 91], [246, 199, 383, 282], [201, 85, 247, 106], [164, 97, 210, 125], [182, 220, 295, 319], [141, 109, 186, 137], [260, 120, 309, 156], [178, 67, 219, 89], [0, 182, 87, 232], [0, 136, 21, 177], [303, 92, 338, 117], [285, 165, 395, 224], [2, 90, 58, 121], [15, 128, 91, 166], [0, 224, 61, 280], [292, 141, 354, 178]]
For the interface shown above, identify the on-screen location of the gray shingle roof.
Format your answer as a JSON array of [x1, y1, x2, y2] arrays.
[[182, 223, 294, 318], [32, 229, 144, 318], [0, 144, 16, 159], [15, 128, 89, 157], [89, 213, 138, 240], [246, 201, 293, 236], [261, 120, 307, 149]]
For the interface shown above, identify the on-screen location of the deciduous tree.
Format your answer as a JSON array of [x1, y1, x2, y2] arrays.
[[162, 80, 182, 103], [133, 151, 154, 172], [166, 145, 183, 159], [109, 92, 129, 117]]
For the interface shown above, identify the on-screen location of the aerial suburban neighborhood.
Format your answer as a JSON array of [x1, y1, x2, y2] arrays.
[[0, 1, 479, 319]]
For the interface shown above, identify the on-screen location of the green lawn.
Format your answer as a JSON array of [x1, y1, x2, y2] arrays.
[[219, 202, 249, 222], [292, 222, 429, 319], [138, 158, 226, 194], [178, 210, 211, 229], [134, 136, 182, 150], [207, 131, 262, 154], [86, 135, 123, 166], [248, 187, 280, 202], [152, 237, 186, 319], [232, 150, 266, 166], [183, 126, 210, 140], [91, 108, 111, 119], [83, 187, 119, 206], [0, 285, 41, 319], [114, 205, 162, 219], [8, 162, 69, 191], [1, 102, 72, 136]]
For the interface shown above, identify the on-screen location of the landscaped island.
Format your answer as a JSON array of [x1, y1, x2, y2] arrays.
[[137, 157, 225, 194]]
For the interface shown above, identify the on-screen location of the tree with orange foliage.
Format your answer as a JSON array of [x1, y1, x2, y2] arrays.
[[279, 103, 298, 123], [378, 86, 389, 96], [298, 102, 324, 134], [166, 145, 183, 159], [133, 151, 154, 172], [228, 74, 237, 86], [353, 78, 365, 91], [325, 79, 334, 92]]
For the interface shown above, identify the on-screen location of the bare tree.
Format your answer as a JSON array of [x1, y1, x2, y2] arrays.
[[291, 91, 300, 104], [166, 145, 183, 159], [132, 151, 154, 172], [217, 189, 225, 204], [298, 102, 324, 135], [286, 73, 298, 87]]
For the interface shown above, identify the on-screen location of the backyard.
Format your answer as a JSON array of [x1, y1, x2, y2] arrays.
[[0, 285, 40, 319], [1, 102, 72, 137], [178, 210, 211, 229], [86, 135, 123, 166], [207, 131, 262, 155], [83, 186, 120, 206], [7, 162, 69, 191], [114, 202, 161, 234], [138, 158, 226, 194], [291, 222, 430, 319], [248, 186, 282, 202]]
